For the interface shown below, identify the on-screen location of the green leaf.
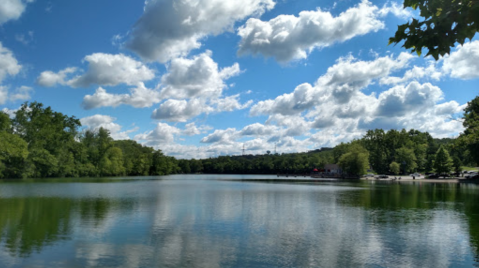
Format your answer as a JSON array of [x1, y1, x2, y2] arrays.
[[436, 8, 442, 16]]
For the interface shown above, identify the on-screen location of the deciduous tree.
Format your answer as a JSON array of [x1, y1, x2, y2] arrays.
[[338, 143, 370, 177], [390, 0, 479, 59]]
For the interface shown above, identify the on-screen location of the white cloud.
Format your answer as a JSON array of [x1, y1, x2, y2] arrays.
[[145, 49, 465, 158], [80, 114, 137, 140], [201, 128, 238, 144], [0, 86, 7, 105], [36, 67, 76, 87], [151, 98, 213, 122], [375, 82, 443, 117], [1, 107, 17, 117], [443, 40, 479, 79], [0, 42, 21, 84], [237, 0, 385, 62], [242, 52, 464, 152], [8, 85, 33, 102], [134, 122, 181, 145], [0, 0, 34, 25], [159, 51, 240, 99], [214, 94, 253, 112], [239, 123, 277, 136], [37, 53, 155, 88], [81, 88, 125, 110], [126, 0, 275, 63], [82, 83, 161, 110], [251, 52, 412, 116], [380, 61, 442, 85], [0, 43, 26, 105], [182, 122, 211, 136], [79, 52, 248, 117], [377, 1, 413, 19]]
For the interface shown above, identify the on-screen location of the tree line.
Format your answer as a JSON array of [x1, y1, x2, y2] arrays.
[[0, 102, 179, 179], [1, 96, 478, 179]]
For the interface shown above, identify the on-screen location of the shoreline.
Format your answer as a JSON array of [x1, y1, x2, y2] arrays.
[[362, 176, 464, 183]]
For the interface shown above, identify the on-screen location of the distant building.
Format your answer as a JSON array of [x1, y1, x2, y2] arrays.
[[324, 164, 342, 174]]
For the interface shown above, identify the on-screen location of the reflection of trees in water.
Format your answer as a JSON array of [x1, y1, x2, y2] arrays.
[[341, 182, 479, 263], [459, 184, 479, 265], [0, 197, 119, 257], [1, 182, 479, 266], [0, 198, 74, 257]]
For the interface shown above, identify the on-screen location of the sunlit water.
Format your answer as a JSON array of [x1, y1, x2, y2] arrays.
[[0, 174, 478, 267]]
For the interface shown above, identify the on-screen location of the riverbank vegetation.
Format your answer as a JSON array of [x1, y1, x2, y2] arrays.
[[1, 96, 478, 179]]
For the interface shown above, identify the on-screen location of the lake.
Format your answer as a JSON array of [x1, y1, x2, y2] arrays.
[[0, 175, 478, 267]]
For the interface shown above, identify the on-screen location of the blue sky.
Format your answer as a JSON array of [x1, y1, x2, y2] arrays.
[[1, 0, 478, 159]]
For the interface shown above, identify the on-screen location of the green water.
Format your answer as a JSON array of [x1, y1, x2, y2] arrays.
[[0, 175, 478, 267]]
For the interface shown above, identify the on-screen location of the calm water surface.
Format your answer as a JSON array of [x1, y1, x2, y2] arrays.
[[0, 174, 478, 267]]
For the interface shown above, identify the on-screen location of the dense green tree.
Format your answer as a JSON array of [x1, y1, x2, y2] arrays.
[[0, 131, 29, 178], [363, 129, 388, 174], [114, 140, 153, 176], [189, 159, 203, 173], [151, 150, 178, 175], [12, 102, 81, 177], [460, 95, 479, 166], [0, 112, 11, 132], [425, 156, 435, 173], [395, 146, 418, 174], [390, 0, 479, 59], [178, 160, 191, 173], [389, 161, 400, 175], [100, 147, 125, 176], [338, 143, 369, 177], [453, 156, 463, 174], [333, 143, 351, 164], [434, 146, 453, 176]]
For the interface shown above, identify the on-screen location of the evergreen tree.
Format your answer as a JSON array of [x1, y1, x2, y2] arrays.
[[434, 146, 453, 176], [453, 156, 463, 174]]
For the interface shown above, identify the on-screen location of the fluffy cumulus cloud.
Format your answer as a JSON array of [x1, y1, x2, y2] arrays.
[[237, 0, 386, 62], [131, 48, 467, 158], [380, 61, 442, 85], [8, 85, 33, 102], [0, 85, 31, 105], [37, 53, 155, 88], [151, 98, 213, 122], [149, 51, 248, 122], [0, 42, 22, 84], [36, 67, 76, 87], [239, 123, 277, 136], [78, 51, 249, 118], [442, 40, 479, 79], [0, 0, 33, 25], [0, 42, 27, 104], [243, 52, 463, 153], [201, 128, 238, 144], [251, 53, 412, 116], [126, 0, 275, 63], [80, 114, 138, 140], [182, 122, 211, 136], [375, 82, 443, 117], [82, 83, 161, 110], [213, 94, 253, 112], [0, 86, 7, 105], [159, 51, 240, 99], [135, 122, 181, 145]]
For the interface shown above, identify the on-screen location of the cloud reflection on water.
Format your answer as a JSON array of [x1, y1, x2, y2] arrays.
[[0, 178, 478, 267]]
